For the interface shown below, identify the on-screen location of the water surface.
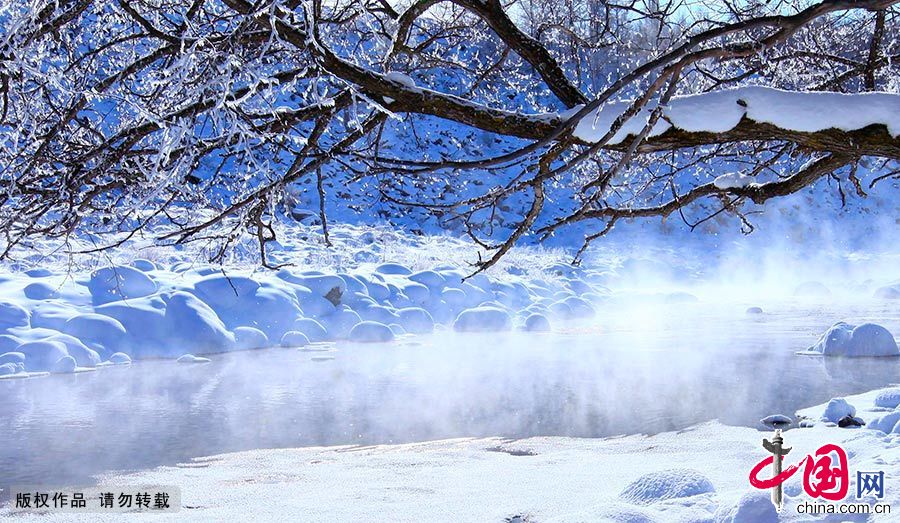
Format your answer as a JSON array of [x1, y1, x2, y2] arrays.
[[2, 299, 898, 489]]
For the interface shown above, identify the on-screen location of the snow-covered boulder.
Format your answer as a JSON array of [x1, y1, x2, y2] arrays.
[[24, 282, 59, 300], [562, 296, 595, 318], [30, 301, 79, 330], [874, 388, 900, 409], [280, 331, 310, 347], [193, 276, 300, 339], [804, 322, 899, 357], [745, 307, 763, 314], [453, 307, 512, 333], [176, 354, 210, 364], [234, 326, 268, 350], [0, 351, 25, 366], [409, 270, 445, 288], [868, 411, 900, 433], [714, 490, 776, 523], [0, 335, 23, 353], [375, 263, 412, 275], [821, 398, 856, 424], [25, 268, 52, 278], [62, 313, 127, 355], [356, 303, 400, 324], [401, 282, 430, 305], [42, 333, 101, 367], [0, 362, 20, 376], [131, 259, 157, 272], [348, 321, 395, 343], [397, 307, 434, 334], [165, 291, 235, 354], [0, 301, 30, 330], [108, 352, 132, 365], [291, 318, 329, 342], [619, 469, 715, 505], [320, 308, 363, 339], [874, 284, 900, 300], [51, 355, 77, 373], [17, 340, 68, 371], [523, 313, 551, 332], [89, 265, 158, 305]]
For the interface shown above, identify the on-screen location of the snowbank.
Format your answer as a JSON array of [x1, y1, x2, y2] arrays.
[[8, 413, 900, 522]]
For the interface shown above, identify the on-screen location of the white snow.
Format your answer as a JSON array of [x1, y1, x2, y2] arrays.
[[453, 306, 512, 332], [713, 173, 754, 190], [348, 320, 395, 343], [176, 354, 211, 364], [800, 321, 899, 357], [384, 71, 415, 88], [568, 87, 900, 144], [619, 468, 715, 504]]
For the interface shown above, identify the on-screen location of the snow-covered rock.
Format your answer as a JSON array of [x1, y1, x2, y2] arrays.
[[23, 282, 59, 300], [131, 259, 157, 272], [453, 307, 512, 332], [62, 313, 127, 355], [348, 321, 395, 343], [108, 352, 132, 365], [234, 326, 268, 350], [0, 301, 30, 329], [397, 307, 434, 334], [375, 263, 412, 276], [280, 331, 310, 347], [619, 469, 715, 504], [409, 270, 445, 288], [51, 355, 77, 373], [874, 388, 900, 409], [868, 411, 900, 433], [164, 291, 235, 354], [821, 398, 856, 424], [523, 313, 551, 332], [874, 283, 900, 299], [291, 318, 329, 342], [714, 490, 776, 523], [30, 301, 78, 330], [745, 307, 763, 314], [176, 354, 211, 364], [42, 333, 100, 367], [803, 322, 899, 357], [88, 265, 158, 305], [17, 340, 68, 371]]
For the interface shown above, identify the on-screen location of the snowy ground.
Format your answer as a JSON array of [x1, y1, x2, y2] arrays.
[[4, 387, 900, 522]]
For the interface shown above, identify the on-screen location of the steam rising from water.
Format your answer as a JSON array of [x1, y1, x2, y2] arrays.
[[2, 298, 898, 489]]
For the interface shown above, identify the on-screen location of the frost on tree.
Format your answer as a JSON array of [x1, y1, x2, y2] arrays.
[[0, 0, 897, 269]]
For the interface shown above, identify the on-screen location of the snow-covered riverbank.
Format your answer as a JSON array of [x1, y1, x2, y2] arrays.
[[4, 387, 900, 522]]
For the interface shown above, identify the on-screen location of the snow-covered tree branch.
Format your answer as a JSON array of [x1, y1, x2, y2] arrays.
[[0, 0, 898, 268]]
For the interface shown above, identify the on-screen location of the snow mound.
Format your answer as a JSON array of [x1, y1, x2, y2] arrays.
[[234, 326, 268, 350], [397, 308, 434, 334], [523, 313, 551, 332], [453, 307, 512, 332], [714, 490, 777, 523], [23, 282, 59, 300], [176, 354, 211, 364], [874, 284, 900, 299], [88, 265, 158, 305], [348, 321, 395, 343], [375, 263, 412, 275], [409, 270, 445, 288], [745, 307, 763, 314], [51, 355, 77, 373], [43, 333, 100, 367], [291, 318, 329, 342], [760, 414, 792, 428], [0, 301, 30, 329], [868, 411, 900, 433], [131, 259, 157, 272], [822, 398, 856, 424], [17, 340, 68, 371], [874, 388, 900, 409], [619, 469, 715, 505], [803, 322, 899, 357], [108, 352, 132, 365], [165, 291, 235, 354], [62, 313, 127, 355], [280, 331, 310, 347]]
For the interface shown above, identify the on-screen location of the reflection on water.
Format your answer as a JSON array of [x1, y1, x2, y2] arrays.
[[1, 300, 898, 488]]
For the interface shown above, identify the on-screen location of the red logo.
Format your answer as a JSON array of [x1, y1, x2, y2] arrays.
[[749, 440, 849, 502]]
